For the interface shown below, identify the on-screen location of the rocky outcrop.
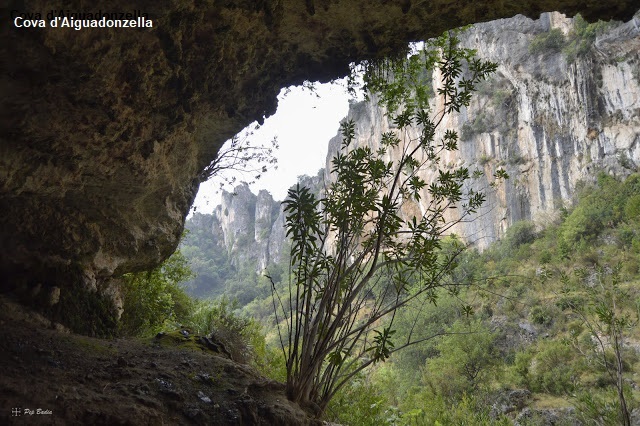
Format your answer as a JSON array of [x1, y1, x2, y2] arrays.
[[0, 295, 321, 426], [1, 1, 638, 329], [514, 407, 580, 425], [255, 190, 281, 269], [209, 171, 326, 272], [213, 183, 280, 271], [198, 12, 640, 277], [217, 185, 258, 256], [325, 12, 640, 248]]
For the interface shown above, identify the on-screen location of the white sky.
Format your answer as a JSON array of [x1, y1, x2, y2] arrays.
[[192, 79, 353, 214]]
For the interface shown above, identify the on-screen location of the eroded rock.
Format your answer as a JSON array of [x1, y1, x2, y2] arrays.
[[1, 1, 638, 331]]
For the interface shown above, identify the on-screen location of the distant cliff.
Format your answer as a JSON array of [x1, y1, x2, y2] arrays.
[[325, 12, 640, 248], [212, 173, 324, 269], [213, 185, 279, 270], [181, 174, 324, 298], [184, 12, 640, 296]]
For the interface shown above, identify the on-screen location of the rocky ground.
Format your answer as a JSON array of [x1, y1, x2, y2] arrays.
[[0, 296, 317, 425]]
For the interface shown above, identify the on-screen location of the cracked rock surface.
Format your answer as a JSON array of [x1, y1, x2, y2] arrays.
[[1, 0, 638, 327]]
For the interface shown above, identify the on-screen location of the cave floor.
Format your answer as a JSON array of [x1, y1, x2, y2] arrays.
[[0, 296, 315, 425]]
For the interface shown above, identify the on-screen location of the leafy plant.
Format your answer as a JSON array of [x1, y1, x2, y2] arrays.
[[271, 30, 503, 416], [119, 250, 194, 336], [566, 264, 637, 425]]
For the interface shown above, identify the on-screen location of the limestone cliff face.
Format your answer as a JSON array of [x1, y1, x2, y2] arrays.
[[213, 183, 280, 271], [207, 173, 325, 273], [201, 12, 640, 270], [1, 0, 638, 328], [326, 12, 640, 248]]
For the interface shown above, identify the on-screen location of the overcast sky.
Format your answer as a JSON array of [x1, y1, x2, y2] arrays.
[[191, 79, 353, 214]]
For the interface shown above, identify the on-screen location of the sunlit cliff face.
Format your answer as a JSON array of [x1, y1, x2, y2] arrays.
[[1, 0, 637, 329]]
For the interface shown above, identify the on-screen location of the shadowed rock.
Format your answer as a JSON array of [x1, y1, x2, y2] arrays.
[[1, 0, 638, 330]]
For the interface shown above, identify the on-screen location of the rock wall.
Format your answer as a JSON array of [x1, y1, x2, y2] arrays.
[[204, 11, 640, 270], [209, 172, 325, 272], [2, 1, 638, 328], [326, 12, 640, 248], [213, 183, 280, 271]]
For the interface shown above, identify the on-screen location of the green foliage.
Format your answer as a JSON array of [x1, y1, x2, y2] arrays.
[[560, 201, 607, 246], [504, 220, 537, 252], [491, 88, 513, 108], [562, 15, 613, 62], [478, 154, 491, 166], [120, 244, 286, 376], [565, 263, 637, 424], [399, 394, 511, 425], [574, 390, 634, 426], [559, 173, 640, 254], [389, 291, 461, 387], [513, 350, 535, 388], [423, 319, 499, 400], [539, 250, 553, 264], [529, 15, 614, 62], [188, 297, 252, 362], [624, 194, 640, 222], [460, 112, 493, 139], [529, 304, 558, 326], [529, 29, 566, 55], [531, 341, 580, 395], [119, 250, 194, 336], [185, 296, 285, 379], [512, 341, 580, 395], [325, 374, 394, 426], [274, 30, 501, 415], [405, 172, 638, 422], [220, 262, 266, 305]]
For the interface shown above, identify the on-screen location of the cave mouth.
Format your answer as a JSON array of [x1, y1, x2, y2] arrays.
[[2, 3, 640, 423], [2, 1, 638, 339], [191, 78, 353, 214]]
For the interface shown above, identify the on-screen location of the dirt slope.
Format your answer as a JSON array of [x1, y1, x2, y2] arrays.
[[0, 296, 316, 425]]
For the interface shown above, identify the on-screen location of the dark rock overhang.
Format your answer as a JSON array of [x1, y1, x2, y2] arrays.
[[1, 1, 638, 313]]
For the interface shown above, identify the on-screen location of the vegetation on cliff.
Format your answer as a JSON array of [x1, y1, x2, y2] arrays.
[[169, 171, 640, 424], [115, 14, 640, 424]]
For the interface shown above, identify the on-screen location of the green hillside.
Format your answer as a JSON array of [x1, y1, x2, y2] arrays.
[[176, 172, 640, 425]]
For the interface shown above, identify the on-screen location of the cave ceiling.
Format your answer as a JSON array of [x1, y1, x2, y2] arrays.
[[1, 0, 638, 297]]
